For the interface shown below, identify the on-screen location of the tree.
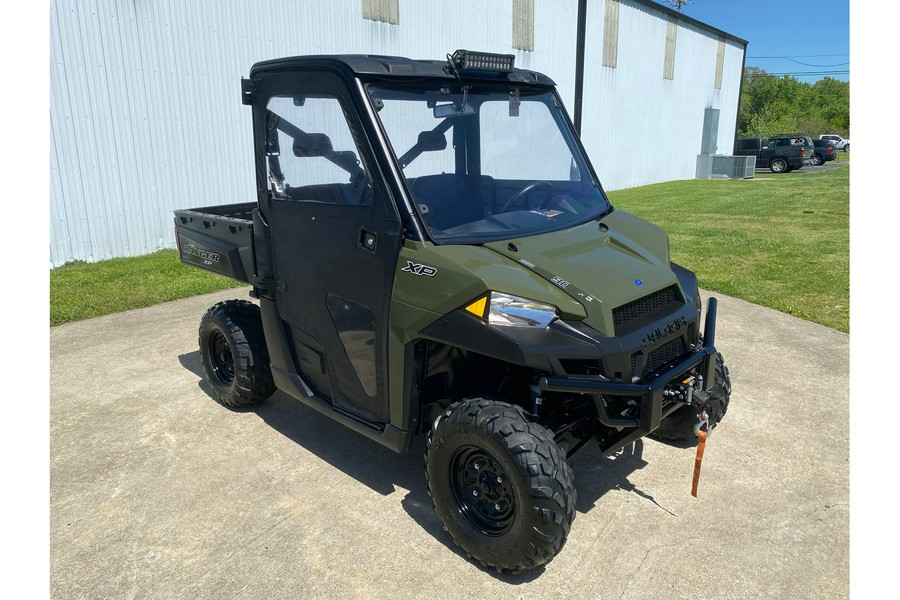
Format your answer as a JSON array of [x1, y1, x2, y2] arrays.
[[664, 0, 693, 11], [738, 67, 850, 138]]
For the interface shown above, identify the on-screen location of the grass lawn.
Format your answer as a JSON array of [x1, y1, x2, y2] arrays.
[[608, 166, 849, 332], [50, 166, 849, 332], [50, 250, 245, 326]]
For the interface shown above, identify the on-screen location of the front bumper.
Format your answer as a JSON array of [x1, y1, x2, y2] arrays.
[[538, 297, 719, 435]]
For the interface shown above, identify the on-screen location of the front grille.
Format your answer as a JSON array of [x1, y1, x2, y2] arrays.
[[612, 285, 681, 332], [632, 337, 687, 379]]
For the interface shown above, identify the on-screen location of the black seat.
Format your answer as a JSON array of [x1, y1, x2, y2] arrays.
[[408, 174, 484, 231]]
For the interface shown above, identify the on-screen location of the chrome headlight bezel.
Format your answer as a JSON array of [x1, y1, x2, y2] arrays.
[[485, 292, 559, 328]]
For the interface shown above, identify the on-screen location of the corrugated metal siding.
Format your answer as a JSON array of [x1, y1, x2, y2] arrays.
[[363, 0, 400, 25], [50, 0, 744, 266], [663, 16, 677, 80], [581, 0, 745, 191], [715, 36, 726, 90], [602, 0, 620, 69], [512, 0, 535, 52]]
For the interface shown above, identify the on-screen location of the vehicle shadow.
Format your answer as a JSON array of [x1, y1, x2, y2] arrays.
[[178, 351, 219, 401], [570, 440, 680, 517], [179, 351, 498, 575], [177, 351, 677, 576], [178, 351, 422, 494]]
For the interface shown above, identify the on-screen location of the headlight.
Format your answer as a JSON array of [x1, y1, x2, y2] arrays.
[[485, 292, 558, 328]]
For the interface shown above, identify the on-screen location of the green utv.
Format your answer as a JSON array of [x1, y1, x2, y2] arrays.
[[175, 51, 732, 573]]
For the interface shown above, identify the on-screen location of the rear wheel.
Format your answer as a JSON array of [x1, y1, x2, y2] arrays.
[[843, 144, 849, 152], [770, 158, 788, 173], [651, 352, 731, 441], [425, 398, 576, 573], [812, 154, 824, 166], [199, 300, 275, 407]]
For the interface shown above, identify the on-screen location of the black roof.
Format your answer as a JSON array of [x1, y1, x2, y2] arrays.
[[250, 54, 556, 86]]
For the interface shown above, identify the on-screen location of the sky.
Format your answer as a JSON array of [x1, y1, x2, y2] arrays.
[[657, 0, 850, 84]]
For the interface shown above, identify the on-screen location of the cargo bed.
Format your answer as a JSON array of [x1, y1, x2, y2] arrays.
[[174, 202, 255, 283]]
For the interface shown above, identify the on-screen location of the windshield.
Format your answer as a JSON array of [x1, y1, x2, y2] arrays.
[[367, 83, 610, 244]]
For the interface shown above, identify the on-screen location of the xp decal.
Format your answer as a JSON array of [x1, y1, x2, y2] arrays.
[[401, 261, 437, 277]]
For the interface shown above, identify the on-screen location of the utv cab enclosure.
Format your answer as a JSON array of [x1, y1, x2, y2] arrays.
[[174, 51, 732, 573]]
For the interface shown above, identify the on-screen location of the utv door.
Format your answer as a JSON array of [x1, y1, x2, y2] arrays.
[[255, 71, 401, 424]]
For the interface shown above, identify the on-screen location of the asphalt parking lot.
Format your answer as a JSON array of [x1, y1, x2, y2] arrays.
[[50, 288, 849, 599], [755, 158, 848, 175]]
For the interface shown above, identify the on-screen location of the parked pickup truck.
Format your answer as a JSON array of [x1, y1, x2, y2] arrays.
[[735, 135, 814, 173], [820, 134, 849, 152], [174, 50, 732, 574]]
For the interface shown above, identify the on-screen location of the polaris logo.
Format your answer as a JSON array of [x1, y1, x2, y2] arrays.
[[182, 243, 220, 264], [642, 316, 687, 346], [401, 261, 437, 277]]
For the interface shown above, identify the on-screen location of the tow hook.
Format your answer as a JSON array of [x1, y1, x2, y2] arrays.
[[694, 409, 710, 437]]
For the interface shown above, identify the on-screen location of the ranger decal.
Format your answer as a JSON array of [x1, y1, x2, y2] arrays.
[[182, 243, 220, 265]]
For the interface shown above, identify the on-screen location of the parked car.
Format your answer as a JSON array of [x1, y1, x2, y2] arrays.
[[811, 139, 837, 165], [820, 134, 849, 152], [735, 135, 813, 173]]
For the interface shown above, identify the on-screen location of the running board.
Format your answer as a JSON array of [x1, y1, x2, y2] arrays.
[[271, 366, 412, 454]]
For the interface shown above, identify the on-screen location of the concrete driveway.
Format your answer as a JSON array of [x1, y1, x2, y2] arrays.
[[50, 288, 848, 599]]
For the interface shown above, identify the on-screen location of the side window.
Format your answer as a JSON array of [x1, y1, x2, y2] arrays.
[[375, 97, 455, 178], [266, 95, 373, 205]]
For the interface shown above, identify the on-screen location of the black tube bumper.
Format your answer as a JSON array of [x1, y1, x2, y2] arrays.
[[538, 298, 719, 434]]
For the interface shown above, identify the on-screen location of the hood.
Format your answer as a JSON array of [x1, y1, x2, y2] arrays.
[[483, 210, 680, 335]]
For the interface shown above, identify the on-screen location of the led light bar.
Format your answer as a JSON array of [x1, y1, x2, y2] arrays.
[[449, 49, 516, 73]]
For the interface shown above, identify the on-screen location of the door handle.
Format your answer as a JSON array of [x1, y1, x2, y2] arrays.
[[359, 228, 378, 254]]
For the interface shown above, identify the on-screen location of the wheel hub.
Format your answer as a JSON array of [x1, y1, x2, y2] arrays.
[[208, 330, 235, 384], [450, 447, 515, 535]]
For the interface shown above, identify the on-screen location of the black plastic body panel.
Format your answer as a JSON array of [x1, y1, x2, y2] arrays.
[[174, 203, 255, 283], [420, 300, 701, 384], [418, 296, 719, 457]]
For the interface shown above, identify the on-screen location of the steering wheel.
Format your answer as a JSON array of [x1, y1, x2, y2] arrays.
[[500, 181, 555, 213]]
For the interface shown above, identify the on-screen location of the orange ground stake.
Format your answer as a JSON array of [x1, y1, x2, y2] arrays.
[[691, 428, 707, 497]]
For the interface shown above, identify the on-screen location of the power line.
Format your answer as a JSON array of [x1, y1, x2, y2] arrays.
[[715, 18, 848, 27], [744, 70, 849, 77], [747, 54, 849, 58], [751, 57, 848, 67]]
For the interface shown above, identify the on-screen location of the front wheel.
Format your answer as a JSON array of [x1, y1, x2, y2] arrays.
[[425, 398, 576, 573], [199, 300, 275, 407], [770, 158, 788, 173], [843, 144, 849, 152]]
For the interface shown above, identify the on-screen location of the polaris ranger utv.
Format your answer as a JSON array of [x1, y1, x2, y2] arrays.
[[175, 50, 731, 573]]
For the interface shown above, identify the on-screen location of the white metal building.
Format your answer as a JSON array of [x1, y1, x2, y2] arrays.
[[49, 0, 746, 267]]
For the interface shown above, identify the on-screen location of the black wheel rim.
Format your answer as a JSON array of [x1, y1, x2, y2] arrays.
[[449, 446, 515, 536], [208, 330, 234, 385]]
